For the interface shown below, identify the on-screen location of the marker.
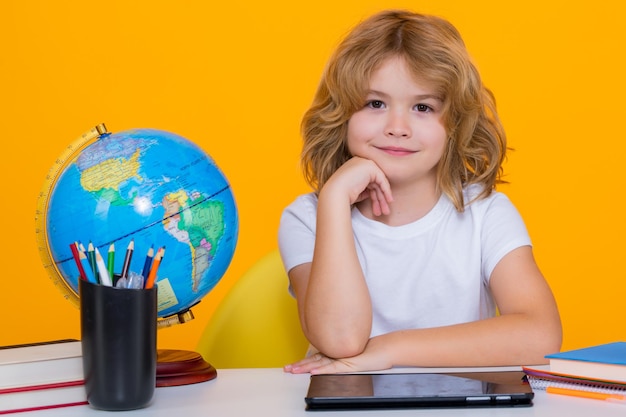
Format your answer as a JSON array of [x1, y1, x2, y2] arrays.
[[144, 247, 164, 289], [547, 386, 626, 403], [94, 247, 113, 286], [120, 240, 134, 279]]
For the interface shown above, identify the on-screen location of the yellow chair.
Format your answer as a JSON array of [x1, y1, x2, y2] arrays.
[[196, 249, 309, 368]]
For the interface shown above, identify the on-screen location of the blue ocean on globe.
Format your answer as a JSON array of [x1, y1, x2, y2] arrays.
[[45, 128, 238, 317]]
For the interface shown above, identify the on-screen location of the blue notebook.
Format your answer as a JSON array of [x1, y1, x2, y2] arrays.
[[546, 342, 626, 365], [545, 342, 626, 382]]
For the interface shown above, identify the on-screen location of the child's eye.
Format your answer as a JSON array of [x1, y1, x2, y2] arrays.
[[366, 100, 385, 109], [415, 104, 432, 112]]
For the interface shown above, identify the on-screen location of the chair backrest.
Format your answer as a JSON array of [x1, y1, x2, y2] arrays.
[[196, 249, 309, 368]]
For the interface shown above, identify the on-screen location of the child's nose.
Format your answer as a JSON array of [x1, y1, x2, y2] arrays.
[[384, 112, 411, 138]]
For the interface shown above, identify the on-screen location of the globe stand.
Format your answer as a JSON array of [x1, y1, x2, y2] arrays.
[[156, 349, 217, 387], [155, 309, 217, 386]]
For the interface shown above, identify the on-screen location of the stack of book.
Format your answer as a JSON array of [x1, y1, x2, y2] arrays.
[[0, 339, 87, 414], [1, 339, 223, 413], [523, 341, 626, 402]]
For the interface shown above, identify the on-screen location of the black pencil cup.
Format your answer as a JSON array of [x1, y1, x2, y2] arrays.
[[79, 279, 157, 410]]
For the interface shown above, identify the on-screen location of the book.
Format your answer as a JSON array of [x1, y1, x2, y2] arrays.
[[0, 380, 87, 414], [0, 340, 83, 389], [545, 342, 626, 382]]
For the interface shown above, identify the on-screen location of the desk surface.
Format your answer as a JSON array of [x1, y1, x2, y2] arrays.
[[21, 367, 626, 416]]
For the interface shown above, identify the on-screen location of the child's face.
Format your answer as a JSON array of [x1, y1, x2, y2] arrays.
[[347, 56, 447, 188]]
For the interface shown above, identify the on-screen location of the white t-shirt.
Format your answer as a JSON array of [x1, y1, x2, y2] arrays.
[[278, 186, 531, 338]]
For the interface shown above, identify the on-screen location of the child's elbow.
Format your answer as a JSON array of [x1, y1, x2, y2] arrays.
[[309, 333, 368, 359], [527, 315, 563, 364], [324, 341, 367, 360], [540, 325, 563, 359], [303, 318, 371, 359]]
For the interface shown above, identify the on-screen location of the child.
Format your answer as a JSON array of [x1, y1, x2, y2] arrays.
[[279, 9, 562, 374]]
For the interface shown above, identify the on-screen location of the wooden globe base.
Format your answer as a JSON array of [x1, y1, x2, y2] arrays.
[[156, 349, 217, 387]]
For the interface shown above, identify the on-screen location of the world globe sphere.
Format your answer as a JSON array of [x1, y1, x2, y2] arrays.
[[36, 125, 238, 320]]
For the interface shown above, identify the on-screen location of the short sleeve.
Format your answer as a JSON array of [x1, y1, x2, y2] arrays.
[[278, 193, 318, 273], [479, 192, 532, 281]]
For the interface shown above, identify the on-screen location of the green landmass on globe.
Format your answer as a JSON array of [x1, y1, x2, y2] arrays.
[[35, 124, 238, 321]]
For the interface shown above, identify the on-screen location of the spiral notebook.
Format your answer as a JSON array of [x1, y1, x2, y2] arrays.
[[522, 367, 626, 395]]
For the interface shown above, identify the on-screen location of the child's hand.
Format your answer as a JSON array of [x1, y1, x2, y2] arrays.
[[283, 336, 393, 374], [283, 353, 363, 374], [322, 157, 393, 216]]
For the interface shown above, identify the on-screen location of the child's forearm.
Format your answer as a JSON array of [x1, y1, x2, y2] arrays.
[[303, 187, 372, 358], [380, 311, 561, 368]]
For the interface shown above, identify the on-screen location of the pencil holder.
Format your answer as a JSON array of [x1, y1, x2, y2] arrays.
[[79, 279, 157, 410]]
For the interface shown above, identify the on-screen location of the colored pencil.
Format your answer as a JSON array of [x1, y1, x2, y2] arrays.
[[120, 240, 134, 279], [87, 242, 97, 279], [78, 242, 97, 283], [94, 247, 113, 286], [69, 242, 87, 281], [78, 245, 98, 284], [144, 247, 163, 289], [107, 243, 115, 282], [141, 246, 154, 279]]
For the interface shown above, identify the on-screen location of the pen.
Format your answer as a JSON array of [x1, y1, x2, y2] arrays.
[[94, 247, 113, 286], [547, 386, 626, 403], [144, 247, 164, 289], [70, 242, 87, 281], [121, 240, 134, 279], [107, 243, 115, 282], [141, 245, 154, 279]]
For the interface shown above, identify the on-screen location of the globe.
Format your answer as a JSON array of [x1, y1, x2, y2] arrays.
[[35, 124, 238, 321]]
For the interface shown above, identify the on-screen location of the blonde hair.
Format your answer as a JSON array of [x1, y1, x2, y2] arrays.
[[300, 10, 507, 211]]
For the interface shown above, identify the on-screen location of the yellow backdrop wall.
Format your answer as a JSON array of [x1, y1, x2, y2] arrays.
[[1, 0, 624, 355]]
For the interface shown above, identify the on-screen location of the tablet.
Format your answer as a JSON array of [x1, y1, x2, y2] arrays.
[[305, 371, 533, 410]]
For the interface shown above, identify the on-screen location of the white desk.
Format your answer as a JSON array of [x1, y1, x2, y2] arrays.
[[22, 368, 625, 416]]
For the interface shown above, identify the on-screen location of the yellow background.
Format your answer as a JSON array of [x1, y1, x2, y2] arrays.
[[1, 0, 624, 355]]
